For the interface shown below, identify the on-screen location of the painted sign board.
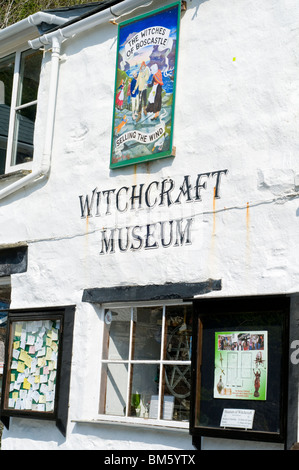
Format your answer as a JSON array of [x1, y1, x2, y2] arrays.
[[110, 2, 181, 168]]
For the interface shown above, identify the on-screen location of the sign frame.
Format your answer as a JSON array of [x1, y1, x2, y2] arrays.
[[110, 2, 181, 169], [190, 295, 290, 446], [0, 306, 75, 436]]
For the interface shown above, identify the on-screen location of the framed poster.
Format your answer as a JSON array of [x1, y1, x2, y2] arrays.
[[214, 331, 268, 400], [110, 2, 181, 168], [190, 295, 290, 445], [0, 306, 75, 436]]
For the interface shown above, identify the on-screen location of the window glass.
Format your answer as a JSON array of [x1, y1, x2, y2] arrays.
[[18, 49, 42, 106], [0, 54, 15, 174], [12, 105, 37, 165], [102, 363, 128, 416], [11, 49, 42, 167], [132, 307, 162, 360], [164, 305, 192, 361], [102, 308, 131, 360], [129, 363, 159, 417]]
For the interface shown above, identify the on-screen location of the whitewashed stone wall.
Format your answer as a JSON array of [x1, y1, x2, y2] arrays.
[[1, 0, 299, 450]]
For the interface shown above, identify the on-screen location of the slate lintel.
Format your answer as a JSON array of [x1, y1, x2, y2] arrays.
[[82, 279, 222, 304]]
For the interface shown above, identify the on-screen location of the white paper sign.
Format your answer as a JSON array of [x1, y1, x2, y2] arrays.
[[220, 408, 255, 429]]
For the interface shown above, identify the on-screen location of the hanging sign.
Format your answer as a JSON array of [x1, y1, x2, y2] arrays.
[[110, 2, 181, 168]]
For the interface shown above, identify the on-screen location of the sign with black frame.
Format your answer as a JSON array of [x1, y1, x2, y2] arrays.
[[190, 295, 290, 447], [0, 306, 75, 436]]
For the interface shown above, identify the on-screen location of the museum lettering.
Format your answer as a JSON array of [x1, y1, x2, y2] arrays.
[[78, 169, 228, 254], [99, 218, 193, 254], [79, 169, 228, 218]]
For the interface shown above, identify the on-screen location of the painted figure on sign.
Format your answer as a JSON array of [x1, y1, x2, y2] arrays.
[[130, 71, 139, 120], [115, 115, 127, 134], [146, 68, 163, 121], [134, 61, 150, 122], [115, 79, 125, 110]]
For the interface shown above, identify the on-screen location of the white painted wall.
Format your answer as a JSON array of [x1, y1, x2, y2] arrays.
[[1, 0, 299, 450]]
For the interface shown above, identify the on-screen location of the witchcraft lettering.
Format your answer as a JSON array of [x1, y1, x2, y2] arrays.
[[78, 170, 228, 254]]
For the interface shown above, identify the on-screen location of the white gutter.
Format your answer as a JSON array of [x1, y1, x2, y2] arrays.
[[0, 0, 153, 201], [0, 12, 68, 41], [29, 0, 153, 49]]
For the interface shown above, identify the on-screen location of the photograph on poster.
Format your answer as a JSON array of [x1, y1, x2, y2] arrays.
[[110, 3, 180, 168], [214, 331, 268, 401]]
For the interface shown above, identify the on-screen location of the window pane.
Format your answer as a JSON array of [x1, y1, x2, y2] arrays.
[[102, 308, 131, 360], [132, 307, 162, 360], [12, 105, 36, 165], [0, 54, 15, 174], [129, 364, 159, 418], [163, 364, 191, 421], [102, 363, 128, 416], [18, 49, 43, 106], [11, 49, 42, 167], [164, 305, 192, 361]]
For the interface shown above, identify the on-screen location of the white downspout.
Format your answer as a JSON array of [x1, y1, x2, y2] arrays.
[[0, 34, 62, 199]]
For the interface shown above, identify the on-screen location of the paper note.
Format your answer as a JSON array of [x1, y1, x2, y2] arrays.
[[14, 323, 22, 337], [23, 378, 31, 390], [17, 362, 25, 373]]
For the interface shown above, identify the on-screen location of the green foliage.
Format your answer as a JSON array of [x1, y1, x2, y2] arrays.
[[0, 0, 102, 29]]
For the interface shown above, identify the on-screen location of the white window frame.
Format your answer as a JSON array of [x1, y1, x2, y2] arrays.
[[1, 46, 41, 175], [98, 301, 192, 429]]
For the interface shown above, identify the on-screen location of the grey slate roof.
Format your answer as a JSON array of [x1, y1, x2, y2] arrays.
[[38, 0, 126, 33]]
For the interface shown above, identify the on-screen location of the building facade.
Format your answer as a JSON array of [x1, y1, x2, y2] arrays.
[[0, 0, 298, 451]]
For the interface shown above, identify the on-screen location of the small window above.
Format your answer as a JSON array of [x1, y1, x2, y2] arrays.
[[0, 47, 43, 176]]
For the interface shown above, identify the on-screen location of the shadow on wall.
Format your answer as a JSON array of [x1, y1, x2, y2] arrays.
[[0, 418, 66, 449], [71, 422, 195, 450]]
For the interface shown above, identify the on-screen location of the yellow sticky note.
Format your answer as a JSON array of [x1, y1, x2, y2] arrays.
[[39, 395, 46, 404], [46, 347, 53, 361], [17, 361, 25, 373], [11, 374, 15, 382], [38, 357, 46, 367], [35, 375, 40, 383], [23, 377, 31, 390], [24, 355, 32, 368], [19, 349, 28, 362], [13, 341, 20, 350], [12, 392, 18, 400], [14, 323, 22, 337]]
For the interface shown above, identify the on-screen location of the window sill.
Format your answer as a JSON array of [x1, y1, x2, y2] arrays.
[[72, 416, 190, 433], [0, 170, 31, 182]]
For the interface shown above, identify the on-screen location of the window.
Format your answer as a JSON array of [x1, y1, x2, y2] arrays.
[[0, 48, 43, 175], [100, 303, 192, 425]]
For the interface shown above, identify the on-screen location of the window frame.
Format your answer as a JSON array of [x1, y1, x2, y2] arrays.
[[99, 300, 192, 429], [0, 45, 42, 176], [0, 305, 75, 436], [190, 295, 290, 447]]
